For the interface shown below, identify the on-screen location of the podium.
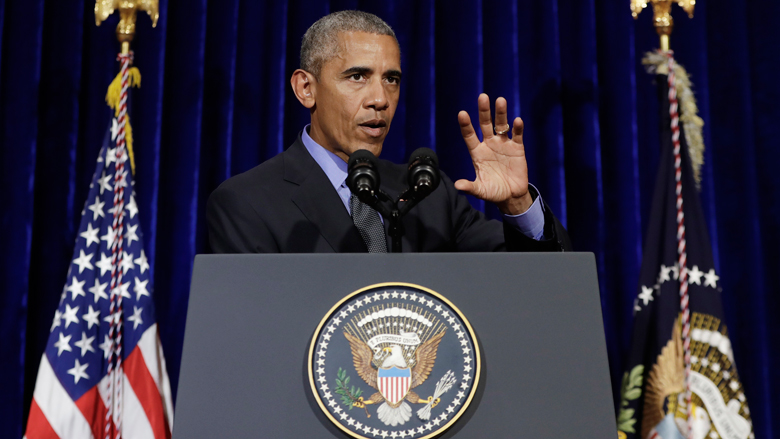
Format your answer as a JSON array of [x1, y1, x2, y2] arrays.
[[174, 253, 616, 438]]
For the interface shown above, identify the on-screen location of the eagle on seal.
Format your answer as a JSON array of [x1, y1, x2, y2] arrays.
[[345, 331, 445, 426]]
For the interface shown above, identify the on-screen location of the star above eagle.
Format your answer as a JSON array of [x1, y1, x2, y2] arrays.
[[345, 331, 445, 426]]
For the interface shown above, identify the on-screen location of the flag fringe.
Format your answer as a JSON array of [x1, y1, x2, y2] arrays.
[[105, 67, 141, 175], [642, 52, 705, 189]]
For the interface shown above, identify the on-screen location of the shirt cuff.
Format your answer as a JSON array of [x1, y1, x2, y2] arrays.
[[502, 184, 546, 240]]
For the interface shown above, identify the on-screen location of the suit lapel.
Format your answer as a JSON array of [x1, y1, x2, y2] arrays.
[[285, 138, 367, 252]]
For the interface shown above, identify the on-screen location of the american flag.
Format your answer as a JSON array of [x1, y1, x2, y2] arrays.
[[24, 110, 173, 438]]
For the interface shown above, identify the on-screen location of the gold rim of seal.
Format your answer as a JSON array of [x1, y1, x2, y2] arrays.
[[307, 282, 482, 439]]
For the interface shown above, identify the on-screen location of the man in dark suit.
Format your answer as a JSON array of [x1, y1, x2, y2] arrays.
[[207, 10, 571, 253]]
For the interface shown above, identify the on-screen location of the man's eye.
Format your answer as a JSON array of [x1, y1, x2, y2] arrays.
[[387, 77, 400, 84], [350, 74, 363, 81]]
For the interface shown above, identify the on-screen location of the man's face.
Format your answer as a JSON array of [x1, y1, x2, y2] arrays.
[[308, 31, 401, 161]]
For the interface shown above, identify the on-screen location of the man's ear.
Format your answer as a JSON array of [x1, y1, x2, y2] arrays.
[[291, 69, 316, 109]]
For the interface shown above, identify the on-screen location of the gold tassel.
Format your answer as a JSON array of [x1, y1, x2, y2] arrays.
[[105, 67, 141, 174], [642, 52, 705, 189], [125, 115, 135, 174]]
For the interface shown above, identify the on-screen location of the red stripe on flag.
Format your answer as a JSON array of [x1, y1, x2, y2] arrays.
[[74, 386, 108, 439], [125, 347, 171, 439], [25, 399, 60, 439]]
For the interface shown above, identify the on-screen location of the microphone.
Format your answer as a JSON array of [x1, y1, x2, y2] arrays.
[[406, 148, 440, 199], [347, 149, 381, 204]]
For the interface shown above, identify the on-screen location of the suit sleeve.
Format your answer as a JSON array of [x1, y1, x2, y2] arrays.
[[443, 173, 572, 252], [206, 184, 280, 253]]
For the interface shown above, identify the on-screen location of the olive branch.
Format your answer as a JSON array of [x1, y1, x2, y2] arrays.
[[335, 367, 369, 417], [617, 365, 644, 434]]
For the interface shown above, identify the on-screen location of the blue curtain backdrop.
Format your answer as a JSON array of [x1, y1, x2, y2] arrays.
[[1, 0, 778, 437]]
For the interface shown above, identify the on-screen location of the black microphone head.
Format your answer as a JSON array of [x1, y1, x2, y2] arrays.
[[408, 148, 439, 168], [348, 149, 378, 170], [406, 148, 440, 197], [347, 149, 380, 202]]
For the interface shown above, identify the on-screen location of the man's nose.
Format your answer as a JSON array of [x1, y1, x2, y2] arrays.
[[364, 80, 389, 111]]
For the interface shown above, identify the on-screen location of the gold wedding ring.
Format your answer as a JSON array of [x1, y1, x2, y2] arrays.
[[494, 124, 510, 135]]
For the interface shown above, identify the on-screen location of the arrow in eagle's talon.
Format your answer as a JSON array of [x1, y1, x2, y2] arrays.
[[419, 396, 440, 407]]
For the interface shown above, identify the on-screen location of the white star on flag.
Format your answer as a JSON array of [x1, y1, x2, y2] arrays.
[[126, 194, 139, 218], [638, 285, 654, 306], [125, 223, 139, 245], [72, 250, 94, 274], [54, 332, 72, 356], [99, 334, 112, 359], [110, 118, 120, 141], [98, 171, 113, 195], [88, 278, 108, 303], [659, 264, 671, 282], [66, 277, 86, 300], [120, 251, 135, 274], [82, 305, 101, 329], [87, 196, 105, 220], [134, 249, 149, 274], [67, 358, 89, 384], [62, 304, 80, 329], [688, 265, 704, 285], [704, 269, 719, 288], [50, 309, 62, 332], [100, 227, 116, 248], [134, 276, 150, 300], [112, 281, 132, 299], [95, 252, 113, 276], [105, 147, 117, 166], [80, 222, 100, 247], [127, 306, 144, 330], [74, 332, 96, 357]]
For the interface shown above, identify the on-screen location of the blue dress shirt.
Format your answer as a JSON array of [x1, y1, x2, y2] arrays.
[[301, 126, 546, 240]]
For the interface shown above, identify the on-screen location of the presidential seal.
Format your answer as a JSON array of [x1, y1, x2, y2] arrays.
[[642, 313, 752, 439], [308, 282, 480, 439]]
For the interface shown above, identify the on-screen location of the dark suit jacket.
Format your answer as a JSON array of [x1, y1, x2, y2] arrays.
[[207, 135, 572, 253]]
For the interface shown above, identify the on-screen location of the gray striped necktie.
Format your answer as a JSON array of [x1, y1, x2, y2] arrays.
[[350, 194, 388, 253]]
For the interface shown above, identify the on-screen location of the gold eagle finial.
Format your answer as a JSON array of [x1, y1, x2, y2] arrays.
[[95, 0, 159, 45], [631, 0, 695, 50]]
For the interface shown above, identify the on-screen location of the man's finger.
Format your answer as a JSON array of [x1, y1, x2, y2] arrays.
[[454, 179, 476, 195], [458, 111, 480, 151], [511, 117, 525, 146], [494, 97, 509, 137], [477, 93, 494, 141]]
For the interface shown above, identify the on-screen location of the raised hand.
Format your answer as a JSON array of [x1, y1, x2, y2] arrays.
[[454, 93, 533, 215]]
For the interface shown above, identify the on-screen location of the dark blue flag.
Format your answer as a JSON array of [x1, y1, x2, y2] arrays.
[[617, 56, 753, 439]]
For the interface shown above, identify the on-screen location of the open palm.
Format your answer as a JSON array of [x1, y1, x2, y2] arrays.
[[454, 94, 532, 215]]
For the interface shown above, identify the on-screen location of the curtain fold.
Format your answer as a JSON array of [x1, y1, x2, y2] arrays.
[[1, 1, 45, 436], [2, 1, 778, 437]]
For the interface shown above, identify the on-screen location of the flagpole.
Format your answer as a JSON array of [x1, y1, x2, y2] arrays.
[[94, 3, 157, 438], [630, 2, 698, 439]]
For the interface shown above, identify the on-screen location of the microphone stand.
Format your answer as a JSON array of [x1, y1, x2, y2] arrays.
[[361, 190, 423, 253]]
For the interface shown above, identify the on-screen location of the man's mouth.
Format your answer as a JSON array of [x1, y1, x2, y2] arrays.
[[358, 120, 387, 137]]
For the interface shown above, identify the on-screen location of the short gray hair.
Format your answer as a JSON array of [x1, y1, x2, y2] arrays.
[[300, 10, 398, 78]]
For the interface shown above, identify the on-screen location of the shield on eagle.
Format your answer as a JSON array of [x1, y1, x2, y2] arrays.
[[377, 366, 412, 405]]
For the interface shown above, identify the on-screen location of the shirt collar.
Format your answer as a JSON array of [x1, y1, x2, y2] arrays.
[[301, 125, 349, 190]]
